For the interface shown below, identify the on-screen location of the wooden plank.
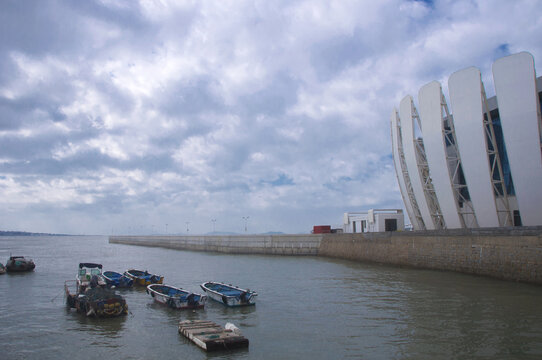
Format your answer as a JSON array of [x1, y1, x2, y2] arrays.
[[181, 322, 220, 328], [179, 320, 215, 326], [179, 322, 218, 330], [181, 324, 220, 330], [182, 326, 222, 332]]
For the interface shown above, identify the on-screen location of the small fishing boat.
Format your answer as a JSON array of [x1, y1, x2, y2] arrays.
[[77, 263, 106, 292], [200, 282, 257, 307], [65, 263, 128, 317], [5, 256, 35, 272], [102, 271, 134, 288], [146, 284, 207, 309], [0, 263, 5, 274], [124, 269, 163, 286], [65, 281, 129, 317]]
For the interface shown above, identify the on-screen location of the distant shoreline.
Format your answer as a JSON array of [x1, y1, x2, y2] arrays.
[[0, 231, 71, 236]]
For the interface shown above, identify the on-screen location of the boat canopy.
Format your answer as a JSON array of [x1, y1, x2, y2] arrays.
[[79, 263, 102, 269]]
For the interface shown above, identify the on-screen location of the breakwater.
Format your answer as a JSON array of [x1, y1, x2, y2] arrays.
[[110, 227, 542, 284], [109, 234, 321, 255]]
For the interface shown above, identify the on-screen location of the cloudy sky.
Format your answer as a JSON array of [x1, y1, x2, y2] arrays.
[[1, 0, 541, 235]]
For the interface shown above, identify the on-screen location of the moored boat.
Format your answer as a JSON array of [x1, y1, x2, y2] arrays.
[[5, 256, 35, 272], [102, 271, 134, 288], [77, 263, 106, 292], [0, 263, 5, 274], [65, 281, 129, 317], [200, 282, 257, 307], [124, 269, 163, 286], [146, 284, 206, 309], [65, 263, 128, 317]]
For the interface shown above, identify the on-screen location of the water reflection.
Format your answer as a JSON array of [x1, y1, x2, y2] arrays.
[[66, 308, 127, 337]]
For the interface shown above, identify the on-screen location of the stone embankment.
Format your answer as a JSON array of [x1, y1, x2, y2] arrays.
[[110, 227, 542, 285], [109, 234, 321, 255], [319, 227, 542, 284]]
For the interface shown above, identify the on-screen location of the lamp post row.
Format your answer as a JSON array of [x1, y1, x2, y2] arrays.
[[117, 217, 250, 235]]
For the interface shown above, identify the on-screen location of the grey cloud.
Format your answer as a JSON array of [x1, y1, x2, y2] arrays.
[[310, 33, 368, 81], [239, 73, 300, 116], [157, 77, 225, 118]]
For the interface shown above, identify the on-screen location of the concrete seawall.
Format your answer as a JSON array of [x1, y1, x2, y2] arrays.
[[109, 227, 542, 284], [109, 234, 322, 255], [319, 227, 542, 284]]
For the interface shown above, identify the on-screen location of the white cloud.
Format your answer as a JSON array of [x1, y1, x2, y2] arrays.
[[0, 0, 541, 234]]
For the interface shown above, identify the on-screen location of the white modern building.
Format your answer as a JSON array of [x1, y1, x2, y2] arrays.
[[343, 209, 404, 233], [391, 52, 542, 230]]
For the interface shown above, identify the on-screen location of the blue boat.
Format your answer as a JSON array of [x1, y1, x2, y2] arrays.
[[124, 269, 163, 286], [102, 271, 134, 288], [147, 284, 206, 309], [200, 282, 257, 307]]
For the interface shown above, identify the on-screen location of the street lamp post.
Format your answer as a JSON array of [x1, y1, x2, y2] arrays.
[[242, 216, 249, 233], [211, 219, 217, 233]]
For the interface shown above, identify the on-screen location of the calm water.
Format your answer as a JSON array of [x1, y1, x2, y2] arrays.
[[1, 236, 542, 359]]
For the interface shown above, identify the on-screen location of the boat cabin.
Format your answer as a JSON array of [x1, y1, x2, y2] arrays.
[[77, 263, 106, 292]]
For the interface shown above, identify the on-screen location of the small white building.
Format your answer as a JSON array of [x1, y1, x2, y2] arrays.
[[343, 209, 405, 233]]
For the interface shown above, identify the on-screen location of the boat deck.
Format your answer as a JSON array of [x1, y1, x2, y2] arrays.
[[178, 320, 249, 352], [206, 284, 243, 296]]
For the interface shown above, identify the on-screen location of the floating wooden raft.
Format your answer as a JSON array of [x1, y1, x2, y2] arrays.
[[178, 320, 249, 352]]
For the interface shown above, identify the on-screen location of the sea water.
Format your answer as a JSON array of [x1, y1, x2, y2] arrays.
[[1, 235, 541, 359]]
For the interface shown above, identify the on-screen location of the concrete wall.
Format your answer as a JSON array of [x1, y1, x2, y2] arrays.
[[319, 227, 542, 284], [109, 227, 542, 284], [109, 234, 322, 255]]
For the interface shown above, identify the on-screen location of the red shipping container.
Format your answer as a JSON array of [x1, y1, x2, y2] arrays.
[[313, 225, 331, 234]]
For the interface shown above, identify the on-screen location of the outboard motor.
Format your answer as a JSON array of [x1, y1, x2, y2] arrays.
[[187, 293, 197, 306]]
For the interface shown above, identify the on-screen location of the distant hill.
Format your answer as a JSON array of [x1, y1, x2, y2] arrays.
[[205, 231, 240, 235], [0, 230, 70, 236]]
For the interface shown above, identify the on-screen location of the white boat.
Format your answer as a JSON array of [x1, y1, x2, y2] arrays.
[[76, 263, 106, 293], [146, 284, 206, 310], [200, 281, 257, 307]]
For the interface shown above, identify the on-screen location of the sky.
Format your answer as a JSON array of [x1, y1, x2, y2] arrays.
[[1, 0, 541, 235]]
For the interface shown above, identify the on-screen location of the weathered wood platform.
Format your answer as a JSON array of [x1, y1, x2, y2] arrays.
[[178, 320, 249, 352]]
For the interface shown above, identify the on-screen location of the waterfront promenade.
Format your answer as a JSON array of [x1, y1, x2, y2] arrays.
[[110, 226, 542, 285]]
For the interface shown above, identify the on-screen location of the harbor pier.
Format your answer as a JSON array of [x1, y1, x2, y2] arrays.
[[110, 227, 542, 285], [109, 234, 321, 255]]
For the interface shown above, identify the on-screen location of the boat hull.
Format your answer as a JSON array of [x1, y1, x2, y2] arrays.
[[200, 282, 257, 307], [147, 284, 206, 310], [102, 271, 134, 288], [6, 257, 35, 272], [124, 270, 163, 286]]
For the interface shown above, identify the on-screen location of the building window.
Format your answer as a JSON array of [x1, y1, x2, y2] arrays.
[[353, 221, 357, 233], [385, 219, 398, 232], [361, 220, 367, 232], [513, 210, 522, 226]]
